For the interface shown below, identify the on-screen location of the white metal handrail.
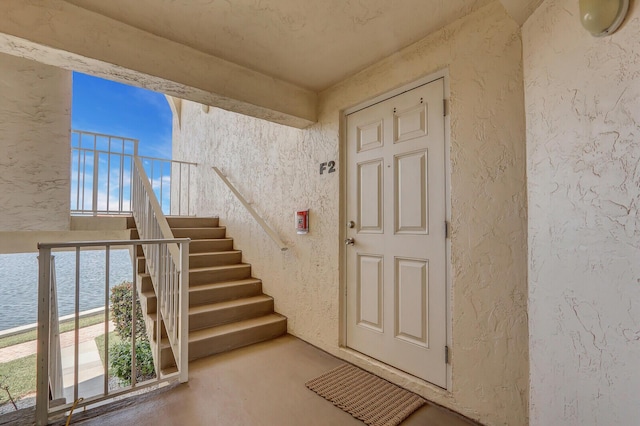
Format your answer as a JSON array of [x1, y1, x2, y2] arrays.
[[35, 238, 190, 426], [132, 157, 189, 381], [212, 167, 288, 252], [71, 129, 197, 216]]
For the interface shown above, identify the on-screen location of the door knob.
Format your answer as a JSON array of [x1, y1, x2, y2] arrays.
[[345, 238, 355, 246]]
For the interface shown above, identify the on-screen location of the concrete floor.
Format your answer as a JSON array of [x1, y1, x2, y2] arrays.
[[73, 335, 477, 426]]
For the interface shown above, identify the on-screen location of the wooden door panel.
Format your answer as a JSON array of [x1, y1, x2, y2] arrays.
[[357, 254, 384, 332], [357, 159, 384, 233], [346, 78, 447, 387], [394, 103, 427, 143], [394, 150, 428, 234], [357, 120, 384, 152], [395, 257, 429, 347]]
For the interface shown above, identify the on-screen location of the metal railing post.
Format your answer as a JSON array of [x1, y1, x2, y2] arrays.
[[35, 247, 52, 426], [131, 267, 137, 388], [179, 241, 189, 383], [92, 149, 99, 216]]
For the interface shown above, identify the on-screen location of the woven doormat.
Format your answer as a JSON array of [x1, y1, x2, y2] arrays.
[[305, 364, 425, 426]]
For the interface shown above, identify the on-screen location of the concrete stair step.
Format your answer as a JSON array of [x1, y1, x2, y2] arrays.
[[189, 250, 242, 268], [141, 277, 262, 312], [145, 312, 167, 341], [135, 216, 287, 371], [160, 313, 287, 368], [137, 250, 242, 274], [189, 239, 234, 253], [172, 227, 226, 239], [189, 264, 252, 286], [188, 313, 287, 361], [139, 274, 153, 293], [136, 276, 157, 331], [189, 278, 262, 306], [137, 250, 242, 273], [137, 256, 145, 274], [145, 295, 275, 335], [189, 295, 274, 331], [139, 262, 251, 291], [141, 289, 157, 314], [134, 237, 231, 256], [166, 217, 219, 228], [162, 365, 178, 375]]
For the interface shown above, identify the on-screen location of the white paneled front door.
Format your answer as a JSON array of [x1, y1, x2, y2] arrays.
[[345, 78, 447, 387]]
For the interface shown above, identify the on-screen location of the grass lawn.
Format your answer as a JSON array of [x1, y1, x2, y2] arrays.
[[0, 312, 107, 350], [0, 314, 110, 407], [0, 354, 36, 404], [0, 332, 121, 407]]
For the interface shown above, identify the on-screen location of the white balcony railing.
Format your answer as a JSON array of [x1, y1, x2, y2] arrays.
[[36, 154, 190, 425], [132, 156, 189, 382], [71, 130, 197, 216], [35, 238, 189, 426]]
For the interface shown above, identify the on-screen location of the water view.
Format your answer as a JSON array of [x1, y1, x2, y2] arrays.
[[0, 250, 133, 331]]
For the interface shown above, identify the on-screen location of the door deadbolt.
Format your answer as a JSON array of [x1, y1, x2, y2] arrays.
[[347, 221, 355, 229]]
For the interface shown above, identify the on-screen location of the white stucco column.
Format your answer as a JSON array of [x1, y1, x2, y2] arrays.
[[0, 53, 71, 231], [524, 0, 640, 424]]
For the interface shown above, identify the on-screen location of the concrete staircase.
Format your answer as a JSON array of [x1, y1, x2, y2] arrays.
[[131, 217, 287, 369]]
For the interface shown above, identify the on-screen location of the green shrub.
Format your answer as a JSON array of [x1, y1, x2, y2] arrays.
[[109, 281, 155, 384], [110, 281, 147, 342], [109, 340, 155, 385]]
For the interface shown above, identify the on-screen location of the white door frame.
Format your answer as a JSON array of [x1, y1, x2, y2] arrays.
[[338, 69, 453, 390]]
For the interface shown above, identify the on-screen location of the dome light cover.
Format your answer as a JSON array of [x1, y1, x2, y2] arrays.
[[579, 0, 629, 37]]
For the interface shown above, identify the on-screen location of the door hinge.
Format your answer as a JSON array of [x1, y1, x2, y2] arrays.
[[445, 221, 450, 239], [443, 99, 448, 116], [445, 345, 450, 364]]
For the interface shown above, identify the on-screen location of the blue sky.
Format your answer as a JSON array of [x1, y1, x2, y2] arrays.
[[72, 72, 173, 159]]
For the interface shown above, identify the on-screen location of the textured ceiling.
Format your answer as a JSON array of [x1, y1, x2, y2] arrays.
[[63, 0, 493, 91]]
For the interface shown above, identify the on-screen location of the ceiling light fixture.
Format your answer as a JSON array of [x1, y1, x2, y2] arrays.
[[579, 0, 629, 37]]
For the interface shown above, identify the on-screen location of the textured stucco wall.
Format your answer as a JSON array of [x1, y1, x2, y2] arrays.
[[174, 2, 528, 424], [0, 53, 71, 231], [523, 1, 640, 425]]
